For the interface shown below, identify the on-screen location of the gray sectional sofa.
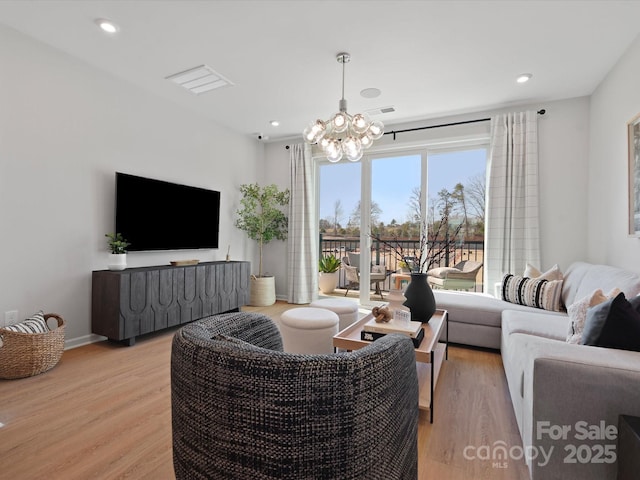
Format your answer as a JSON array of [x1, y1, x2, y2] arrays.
[[434, 261, 640, 479]]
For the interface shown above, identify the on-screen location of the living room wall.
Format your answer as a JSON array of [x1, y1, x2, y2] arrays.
[[0, 25, 261, 346], [589, 32, 640, 272], [262, 97, 591, 300]]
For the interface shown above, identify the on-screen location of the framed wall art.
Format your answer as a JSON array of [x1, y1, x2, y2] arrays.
[[628, 113, 640, 236]]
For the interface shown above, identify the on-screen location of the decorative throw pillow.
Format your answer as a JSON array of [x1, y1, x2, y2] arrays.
[[523, 263, 563, 281], [581, 292, 640, 351], [523, 263, 542, 278], [426, 267, 461, 278], [3, 310, 48, 333], [501, 274, 564, 312], [540, 279, 564, 312], [566, 288, 620, 344]]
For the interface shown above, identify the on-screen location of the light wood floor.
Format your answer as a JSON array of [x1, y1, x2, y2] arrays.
[[0, 302, 529, 479]]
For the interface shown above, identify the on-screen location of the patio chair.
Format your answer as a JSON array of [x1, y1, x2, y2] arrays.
[[342, 256, 386, 299], [427, 260, 483, 291]]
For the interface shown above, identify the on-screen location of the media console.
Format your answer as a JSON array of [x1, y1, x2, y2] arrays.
[[91, 261, 250, 346]]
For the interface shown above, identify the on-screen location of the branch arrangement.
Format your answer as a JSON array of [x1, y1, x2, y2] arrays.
[[370, 213, 463, 273]]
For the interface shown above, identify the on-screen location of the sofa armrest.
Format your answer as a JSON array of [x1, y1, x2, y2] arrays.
[[526, 348, 640, 480]]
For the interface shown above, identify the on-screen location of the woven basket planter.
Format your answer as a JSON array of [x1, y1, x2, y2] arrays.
[[0, 313, 65, 379], [249, 275, 276, 306]]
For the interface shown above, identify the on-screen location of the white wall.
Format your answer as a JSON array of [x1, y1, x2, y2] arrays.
[[260, 141, 292, 298], [589, 33, 640, 271], [534, 97, 591, 268], [0, 25, 261, 346], [263, 97, 591, 296]]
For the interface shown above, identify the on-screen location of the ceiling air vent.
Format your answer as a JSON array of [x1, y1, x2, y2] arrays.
[[366, 106, 396, 116], [166, 65, 234, 95]]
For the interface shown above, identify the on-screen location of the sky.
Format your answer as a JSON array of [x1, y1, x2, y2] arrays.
[[319, 149, 486, 226]]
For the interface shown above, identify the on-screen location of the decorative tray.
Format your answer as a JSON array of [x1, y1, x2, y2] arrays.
[[170, 260, 200, 266]]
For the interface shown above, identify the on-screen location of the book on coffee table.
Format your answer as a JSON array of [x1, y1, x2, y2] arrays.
[[362, 317, 423, 338], [360, 326, 425, 348]]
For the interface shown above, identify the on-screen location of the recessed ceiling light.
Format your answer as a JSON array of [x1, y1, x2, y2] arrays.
[[516, 73, 532, 84], [360, 87, 382, 99], [95, 18, 119, 34], [270, 120, 280, 127]]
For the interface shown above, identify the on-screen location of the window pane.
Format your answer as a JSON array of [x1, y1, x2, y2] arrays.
[[427, 148, 486, 290], [319, 162, 361, 236], [371, 154, 422, 271]]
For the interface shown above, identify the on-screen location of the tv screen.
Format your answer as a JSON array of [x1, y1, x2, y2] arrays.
[[115, 172, 220, 251]]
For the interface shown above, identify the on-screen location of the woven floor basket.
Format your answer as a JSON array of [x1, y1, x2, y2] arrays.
[[0, 313, 65, 379]]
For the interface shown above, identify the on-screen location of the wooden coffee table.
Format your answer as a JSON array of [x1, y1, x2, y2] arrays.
[[333, 309, 448, 423]]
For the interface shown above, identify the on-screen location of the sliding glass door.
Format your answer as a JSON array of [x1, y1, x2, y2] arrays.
[[318, 144, 487, 304]]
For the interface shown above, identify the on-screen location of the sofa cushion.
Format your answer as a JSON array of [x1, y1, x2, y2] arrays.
[[561, 262, 640, 308], [501, 274, 564, 312], [426, 266, 460, 278], [502, 309, 569, 341], [581, 292, 640, 352], [434, 290, 565, 330], [433, 291, 505, 328], [500, 321, 574, 434]]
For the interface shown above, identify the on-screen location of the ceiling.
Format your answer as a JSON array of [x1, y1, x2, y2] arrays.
[[2, 0, 640, 142]]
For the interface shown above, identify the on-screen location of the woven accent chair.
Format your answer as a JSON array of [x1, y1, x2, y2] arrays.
[[171, 311, 419, 480]]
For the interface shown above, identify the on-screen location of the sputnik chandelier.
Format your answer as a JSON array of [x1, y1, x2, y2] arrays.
[[302, 52, 384, 162]]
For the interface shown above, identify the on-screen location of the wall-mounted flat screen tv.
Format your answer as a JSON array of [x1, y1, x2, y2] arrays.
[[115, 172, 220, 251]]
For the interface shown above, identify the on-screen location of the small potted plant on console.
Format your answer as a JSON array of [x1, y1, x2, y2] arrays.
[[105, 232, 130, 271]]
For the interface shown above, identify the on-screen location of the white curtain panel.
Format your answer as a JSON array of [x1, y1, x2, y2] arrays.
[[287, 143, 318, 303], [484, 111, 541, 293]]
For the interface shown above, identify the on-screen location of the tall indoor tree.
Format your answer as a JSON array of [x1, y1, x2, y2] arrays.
[[235, 183, 290, 306]]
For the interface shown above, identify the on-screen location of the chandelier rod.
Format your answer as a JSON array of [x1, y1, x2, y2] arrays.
[[337, 52, 349, 112], [341, 54, 346, 102]]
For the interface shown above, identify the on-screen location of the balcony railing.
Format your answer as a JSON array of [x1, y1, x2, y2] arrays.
[[320, 235, 484, 293]]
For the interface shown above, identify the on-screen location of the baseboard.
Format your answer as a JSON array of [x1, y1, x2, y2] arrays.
[[65, 333, 106, 350]]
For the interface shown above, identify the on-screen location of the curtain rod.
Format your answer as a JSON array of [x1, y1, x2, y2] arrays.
[[384, 109, 546, 140], [285, 109, 546, 148]]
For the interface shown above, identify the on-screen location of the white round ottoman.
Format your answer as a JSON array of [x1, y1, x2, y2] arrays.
[[279, 307, 339, 354], [309, 298, 359, 331]]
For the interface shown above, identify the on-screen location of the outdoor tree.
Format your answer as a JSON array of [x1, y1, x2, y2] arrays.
[[436, 188, 456, 230], [408, 186, 422, 223], [465, 172, 486, 224], [451, 183, 469, 239], [350, 200, 382, 227], [319, 218, 332, 232], [332, 199, 343, 233]]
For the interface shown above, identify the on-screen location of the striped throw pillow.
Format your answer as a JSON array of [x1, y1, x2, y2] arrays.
[[501, 274, 564, 312], [4, 311, 48, 333]]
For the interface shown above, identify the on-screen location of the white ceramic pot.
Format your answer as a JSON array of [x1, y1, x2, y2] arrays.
[[318, 271, 339, 294], [108, 253, 127, 271]]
